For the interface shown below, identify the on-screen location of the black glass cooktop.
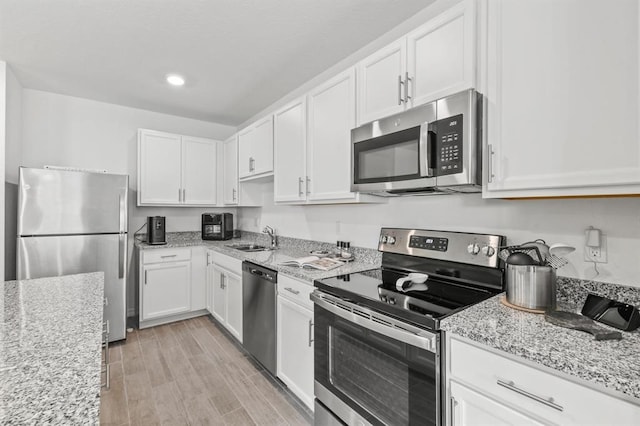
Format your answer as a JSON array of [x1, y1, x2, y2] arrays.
[[314, 268, 499, 330]]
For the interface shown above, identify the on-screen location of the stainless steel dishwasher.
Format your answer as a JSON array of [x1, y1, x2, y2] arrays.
[[242, 261, 277, 375]]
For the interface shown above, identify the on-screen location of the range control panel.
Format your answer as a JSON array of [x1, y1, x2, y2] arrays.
[[378, 228, 505, 269], [408, 235, 448, 251]]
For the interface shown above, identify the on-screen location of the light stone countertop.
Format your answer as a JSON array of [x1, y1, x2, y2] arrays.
[[441, 291, 640, 404], [135, 231, 381, 283], [0, 272, 104, 424]]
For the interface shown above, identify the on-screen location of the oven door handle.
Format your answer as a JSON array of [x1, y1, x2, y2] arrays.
[[311, 291, 437, 353]]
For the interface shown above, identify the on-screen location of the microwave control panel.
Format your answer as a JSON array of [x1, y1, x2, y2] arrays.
[[433, 114, 463, 176]]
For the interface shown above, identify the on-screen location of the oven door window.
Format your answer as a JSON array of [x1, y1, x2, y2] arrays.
[[316, 306, 438, 426], [353, 126, 423, 184]]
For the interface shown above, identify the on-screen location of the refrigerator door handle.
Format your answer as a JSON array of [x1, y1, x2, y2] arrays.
[[119, 193, 126, 234], [118, 234, 125, 279]]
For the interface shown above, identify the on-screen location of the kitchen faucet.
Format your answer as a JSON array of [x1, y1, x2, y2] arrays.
[[263, 226, 277, 249]]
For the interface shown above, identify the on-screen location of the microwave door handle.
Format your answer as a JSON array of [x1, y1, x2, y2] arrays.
[[419, 122, 435, 177]]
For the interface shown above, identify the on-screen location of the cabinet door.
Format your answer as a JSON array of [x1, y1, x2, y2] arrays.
[[182, 137, 218, 205], [190, 247, 207, 311], [450, 381, 545, 426], [211, 266, 226, 324], [225, 271, 243, 343], [274, 98, 307, 202], [407, 0, 475, 107], [138, 130, 182, 205], [141, 261, 191, 320], [357, 39, 407, 124], [483, 0, 640, 197], [307, 69, 358, 201], [205, 259, 214, 314], [238, 116, 274, 179], [222, 136, 239, 205], [277, 296, 314, 410]]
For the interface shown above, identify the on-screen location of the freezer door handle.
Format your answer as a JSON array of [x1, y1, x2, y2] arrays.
[[118, 234, 125, 279], [119, 193, 126, 234]]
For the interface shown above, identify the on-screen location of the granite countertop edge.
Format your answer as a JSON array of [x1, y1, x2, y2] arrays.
[[134, 231, 381, 283], [441, 294, 640, 404]]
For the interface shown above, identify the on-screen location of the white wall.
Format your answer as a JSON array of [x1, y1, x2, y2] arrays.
[[17, 89, 237, 313], [238, 190, 640, 288], [4, 63, 23, 280]]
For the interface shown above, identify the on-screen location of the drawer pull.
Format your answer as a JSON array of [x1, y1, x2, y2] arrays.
[[308, 319, 314, 347], [161, 254, 177, 259], [284, 287, 300, 295], [497, 379, 563, 411]]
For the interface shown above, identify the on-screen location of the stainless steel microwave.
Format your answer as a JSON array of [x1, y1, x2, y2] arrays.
[[351, 89, 482, 195]]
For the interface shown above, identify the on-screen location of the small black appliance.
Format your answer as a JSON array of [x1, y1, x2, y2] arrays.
[[146, 216, 166, 245], [202, 213, 233, 240]]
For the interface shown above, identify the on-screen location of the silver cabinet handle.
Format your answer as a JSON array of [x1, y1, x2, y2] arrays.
[[249, 157, 255, 172], [284, 287, 300, 295], [298, 177, 304, 196], [220, 274, 226, 290], [405, 72, 412, 102], [232, 188, 237, 201], [306, 176, 310, 195], [487, 144, 495, 183], [450, 397, 458, 425], [308, 319, 314, 347], [104, 297, 109, 307], [161, 254, 177, 258], [178, 188, 182, 202], [144, 270, 148, 285], [496, 379, 563, 411], [182, 188, 186, 203], [398, 75, 404, 104]]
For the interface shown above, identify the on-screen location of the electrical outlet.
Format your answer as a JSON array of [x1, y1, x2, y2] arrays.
[[584, 234, 607, 263]]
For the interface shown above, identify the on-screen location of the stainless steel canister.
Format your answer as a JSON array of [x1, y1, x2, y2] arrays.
[[505, 264, 557, 310]]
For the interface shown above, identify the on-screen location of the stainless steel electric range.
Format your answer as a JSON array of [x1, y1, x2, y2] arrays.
[[311, 228, 505, 426]]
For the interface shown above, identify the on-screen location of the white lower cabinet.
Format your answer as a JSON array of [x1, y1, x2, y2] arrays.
[[447, 335, 640, 425], [276, 275, 314, 411], [139, 247, 208, 328], [141, 260, 191, 320], [450, 380, 544, 426], [209, 252, 243, 343]]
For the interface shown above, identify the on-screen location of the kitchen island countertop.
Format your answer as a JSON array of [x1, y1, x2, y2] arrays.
[[441, 293, 640, 404], [0, 272, 104, 424]]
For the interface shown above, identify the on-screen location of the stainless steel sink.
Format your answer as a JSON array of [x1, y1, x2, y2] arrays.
[[226, 244, 271, 252]]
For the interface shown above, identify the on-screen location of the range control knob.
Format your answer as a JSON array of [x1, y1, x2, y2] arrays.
[[380, 235, 388, 243], [387, 236, 396, 244], [481, 245, 496, 257], [467, 243, 480, 255]]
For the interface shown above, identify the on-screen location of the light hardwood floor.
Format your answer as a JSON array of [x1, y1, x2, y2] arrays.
[[100, 316, 313, 426]]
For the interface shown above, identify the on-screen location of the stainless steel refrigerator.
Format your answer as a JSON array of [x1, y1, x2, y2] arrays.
[[17, 167, 128, 342]]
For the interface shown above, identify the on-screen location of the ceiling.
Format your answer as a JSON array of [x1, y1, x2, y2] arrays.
[[0, 0, 433, 126]]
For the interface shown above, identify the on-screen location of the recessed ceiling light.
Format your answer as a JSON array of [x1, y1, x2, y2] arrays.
[[166, 74, 185, 86]]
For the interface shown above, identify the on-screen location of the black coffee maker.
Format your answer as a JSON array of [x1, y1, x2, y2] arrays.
[[146, 216, 167, 245]]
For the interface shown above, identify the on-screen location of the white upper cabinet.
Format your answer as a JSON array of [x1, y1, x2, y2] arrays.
[[274, 97, 307, 202], [482, 0, 640, 198], [357, 0, 476, 125], [181, 136, 218, 205], [357, 40, 407, 124], [138, 129, 218, 206], [138, 130, 182, 205], [407, 0, 475, 107], [238, 116, 274, 180], [307, 69, 363, 202], [222, 135, 239, 205], [273, 69, 383, 204]]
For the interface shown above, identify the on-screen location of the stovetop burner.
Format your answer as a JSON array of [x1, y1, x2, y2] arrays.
[[313, 228, 506, 330]]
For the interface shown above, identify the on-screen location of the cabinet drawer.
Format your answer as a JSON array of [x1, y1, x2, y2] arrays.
[[278, 275, 314, 310], [211, 251, 242, 273], [449, 337, 640, 425], [142, 247, 191, 264]]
